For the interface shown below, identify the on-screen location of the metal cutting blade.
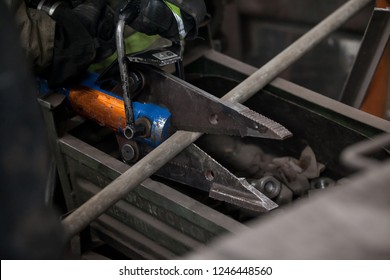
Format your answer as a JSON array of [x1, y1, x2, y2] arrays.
[[134, 63, 292, 140], [139, 141, 278, 212], [98, 60, 292, 140]]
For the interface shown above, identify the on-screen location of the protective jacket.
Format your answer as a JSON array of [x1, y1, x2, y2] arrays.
[[8, 0, 206, 86], [7, 0, 55, 74]]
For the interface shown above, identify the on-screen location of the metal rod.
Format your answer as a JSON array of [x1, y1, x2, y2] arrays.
[[116, 18, 136, 139], [340, 8, 390, 108], [62, 0, 373, 239], [175, 40, 186, 79], [222, 0, 373, 104]]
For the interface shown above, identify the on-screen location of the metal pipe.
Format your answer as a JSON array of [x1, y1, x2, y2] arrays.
[[62, 0, 373, 239]]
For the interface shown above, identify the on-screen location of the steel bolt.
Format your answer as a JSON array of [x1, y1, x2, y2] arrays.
[[311, 177, 335, 189], [121, 144, 136, 162], [249, 176, 282, 199]]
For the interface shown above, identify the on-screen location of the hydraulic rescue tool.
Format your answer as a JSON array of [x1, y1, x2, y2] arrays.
[[41, 1, 292, 213], [63, 55, 292, 213], [32, 0, 389, 258]]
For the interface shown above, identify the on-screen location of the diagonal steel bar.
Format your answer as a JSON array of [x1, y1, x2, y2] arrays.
[[340, 8, 390, 108], [62, 0, 373, 239]]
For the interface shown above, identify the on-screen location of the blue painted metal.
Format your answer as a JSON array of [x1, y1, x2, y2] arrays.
[[81, 72, 120, 99], [132, 102, 171, 147], [84, 72, 171, 147]]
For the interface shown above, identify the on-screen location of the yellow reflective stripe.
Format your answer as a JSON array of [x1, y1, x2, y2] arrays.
[[163, 0, 186, 39], [163, 1, 182, 17]]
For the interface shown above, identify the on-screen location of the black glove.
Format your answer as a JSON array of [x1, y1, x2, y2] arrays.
[[72, 0, 116, 61], [165, 0, 207, 40], [119, 0, 206, 43], [36, 0, 115, 86]]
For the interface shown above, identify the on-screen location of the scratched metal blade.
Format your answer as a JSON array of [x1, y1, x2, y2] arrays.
[[152, 143, 278, 212], [132, 64, 292, 140], [221, 100, 292, 140], [210, 180, 278, 213]]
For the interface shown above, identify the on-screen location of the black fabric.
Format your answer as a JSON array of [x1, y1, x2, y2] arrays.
[[120, 0, 206, 42], [72, 0, 106, 37], [165, 0, 206, 39], [25, 0, 41, 8], [118, 0, 141, 22], [182, 9, 197, 40], [131, 0, 179, 41], [95, 5, 116, 60], [45, 5, 96, 86], [72, 0, 116, 62], [42, 1, 115, 87]]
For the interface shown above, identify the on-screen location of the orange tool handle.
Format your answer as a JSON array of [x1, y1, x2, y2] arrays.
[[69, 86, 126, 133]]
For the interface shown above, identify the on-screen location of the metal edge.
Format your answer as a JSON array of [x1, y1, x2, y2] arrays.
[[203, 50, 390, 133]]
